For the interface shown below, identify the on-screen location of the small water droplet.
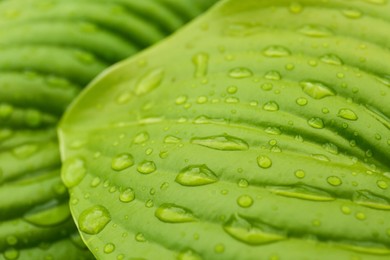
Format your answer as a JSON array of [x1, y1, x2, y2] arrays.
[[119, 188, 135, 203], [192, 53, 209, 78], [116, 92, 132, 104], [308, 117, 325, 129], [257, 155, 272, 169], [228, 67, 253, 79], [111, 153, 134, 171], [296, 97, 308, 106], [264, 71, 282, 80], [320, 54, 343, 65], [62, 157, 87, 188], [134, 132, 149, 144], [177, 249, 202, 260], [145, 199, 154, 208], [137, 161, 156, 174], [155, 203, 196, 223], [377, 180, 389, 190], [191, 135, 249, 151], [197, 96, 208, 104], [323, 143, 339, 154], [175, 95, 188, 105], [298, 25, 333, 37], [265, 127, 282, 135], [104, 243, 115, 254], [134, 68, 164, 96], [263, 101, 279, 112], [164, 135, 181, 144], [238, 179, 249, 188], [337, 109, 358, 121], [355, 212, 366, 220], [90, 177, 101, 188], [176, 165, 218, 186], [135, 232, 146, 242], [342, 8, 363, 19], [294, 169, 306, 179], [263, 45, 291, 57], [78, 205, 111, 235], [261, 83, 273, 91], [237, 195, 254, 208], [227, 85, 238, 94], [327, 176, 342, 186], [301, 81, 335, 99]]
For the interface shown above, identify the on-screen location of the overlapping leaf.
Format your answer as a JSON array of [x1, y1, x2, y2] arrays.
[[0, 0, 218, 259]]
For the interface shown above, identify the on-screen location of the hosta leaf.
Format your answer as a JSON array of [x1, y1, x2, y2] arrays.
[[60, 0, 390, 259], [0, 0, 217, 258]]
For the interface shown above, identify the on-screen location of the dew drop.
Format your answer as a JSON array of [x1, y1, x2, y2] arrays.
[[337, 109, 358, 121], [320, 54, 343, 66], [238, 179, 249, 188], [137, 161, 156, 174], [227, 85, 238, 94], [135, 233, 146, 242], [116, 92, 132, 104], [176, 165, 218, 186], [62, 157, 87, 188], [177, 249, 202, 260], [223, 215, 285, 245], [298, 25, 333, 37], [264, 71, 281, 80], [327, 176, 342, 186], [111, 153, 134, 171], [237, 195, 254, 208], [355, 212, 366, 220], [294, 169, 306, 179], [119, 188, 135, 203], [296, 97, 308, 106], [307, 117, 325, 129], [263, 45, 291, 57], [263, 101, 279, 112], [265, 127, 282, 135], [78, 205, 111, 235], [134, 68, 164, 96], [228, 67, 253, 79], [145, 199, 154, 208], [341, 205, 351, 215], [90, 177, 101, 188], [192, 52, 209, 78], [164, 135, 181, 144], [257, 155, 272, 169], [261, 83, 273, 91], [155, 203, 196, 223], [104, 243, 115, 254], [134, 132, 149, 144], [342, 8, 363, 19], [191, 135, 249, 151], [323, 143, 339, 154], [301, 81, 335, 99], [377, 180, 389, 190]]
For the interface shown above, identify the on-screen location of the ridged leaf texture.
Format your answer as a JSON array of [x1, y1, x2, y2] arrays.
[[59, 0, 390, 259], [0, 0, 217, 259]]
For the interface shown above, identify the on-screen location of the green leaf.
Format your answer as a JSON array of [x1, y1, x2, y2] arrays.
[[59, 0, 390, 259], [0, 0, 217, 258]]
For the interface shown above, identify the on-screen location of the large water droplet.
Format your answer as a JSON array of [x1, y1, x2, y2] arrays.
[[111, 153, 134, 171], [119, 188, 135, 203], [137, 161, 156, 174], [301, 81, 335, 99], [224, 215, 285, 245], [263, 101, 279, 112], [263, 45, 291, 57], [337, 109, 358, 121], [307, 117, 325, 129], [270, 185, 335, 201], [298, 25, 333, 37], [78, 205, 111, 235], [228, 67, 253, 79], [134, 68, 164, 96], [257, 155, 272, 169], [62, 157, 87, 188], [155, 203, 196, 223], [192, 53, 209, 78], [176, 165, 218, 186], [191, 135, 249, 151], [237, 195, 253, 208]]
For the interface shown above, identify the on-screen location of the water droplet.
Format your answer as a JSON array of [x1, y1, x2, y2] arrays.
[[225, 97, 239, 104], [191, 135, 249, 151], [307, 117, 325, 129], [327, 176, 342, 186], [119, 188, 135, 203], [342, 8, 363, 19], [265, 127, 282, 135], [137, 161, 156, 174], [296, 97, 308, 106], [227, 85, 238, 94], [337, 109, 358, 121], [192, 53, 209, 78], [270, 185, 335, 201], [164, 135, 181, 144], [263, 45, 291, 57], [197, 96, 208, 104], [145, 199, 154, 208], [104, 243, 115, 254], [176, 165, 218, 186], [263, 101, 279, 112], [62, 157, 87, 188], [3, 248, 19, 260], [237, 195, 253, 208], [264, 71, 281, 80], [116, 92, 132, 104], [323, 143, 339, 154], [223, 215, 285, 245], [12, 144, 38, 159], [238, 179, 249, 188], [377, 180, 389, 190], [228, 67, 253, 79], [320, 54, 343, 65], [134, 132, 149, 144], [78, 205, 111, 235], [355, 212, 366, 220], [257, 155, 272, 169], [155, 203, 196, 223], [134, 68, 164, 96], [301, 81, 335, 99], [90, 177, 101, 188], [294, 169, 306, 179], [177, 249, 202, 260], [111, 153, 134, 171], [289, 2, 303, 13], [298, 25, 333, 37], [0, 103, 13, 118], [261, 83, 273, 91], [135, 232, 146, 242]]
